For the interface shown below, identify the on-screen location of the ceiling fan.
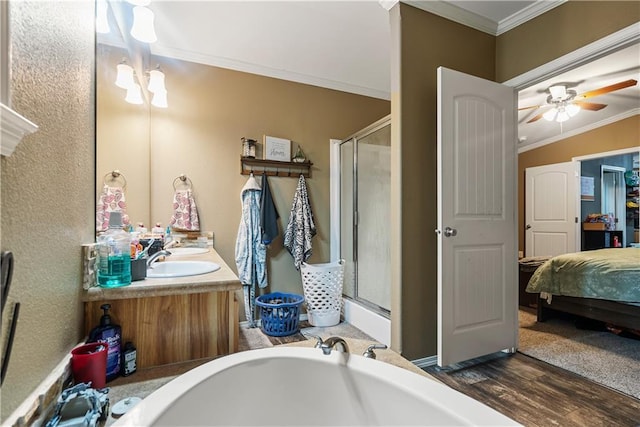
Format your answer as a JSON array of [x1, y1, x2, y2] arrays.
[[519, 78, 638, 123]]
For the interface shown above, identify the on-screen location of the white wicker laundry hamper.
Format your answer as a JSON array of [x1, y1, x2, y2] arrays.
[[300, 260, 345, 327]]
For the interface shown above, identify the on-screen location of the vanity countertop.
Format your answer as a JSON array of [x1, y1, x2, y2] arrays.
[[83, 246, 241, 302]]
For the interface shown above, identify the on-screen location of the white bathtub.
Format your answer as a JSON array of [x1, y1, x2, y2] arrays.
[[113, 347, 520, 426]]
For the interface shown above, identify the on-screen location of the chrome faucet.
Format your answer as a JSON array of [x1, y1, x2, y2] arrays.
[[363, 343, 388, 359], [318, 336, 350, 355], [146, 250, 172, 268]]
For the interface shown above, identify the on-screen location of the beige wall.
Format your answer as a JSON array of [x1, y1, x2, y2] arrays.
[[98, 54, 390, 317], [518, 115, 640, 251], [1, 1, 95, 419], [394, 1, 638, 360], [392, 3, 495, 359], [496, 1, 640, 82]]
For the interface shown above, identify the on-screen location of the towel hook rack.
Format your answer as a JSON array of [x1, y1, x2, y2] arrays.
[[173, 174, 193, 191], [103, 170, 127, 188]]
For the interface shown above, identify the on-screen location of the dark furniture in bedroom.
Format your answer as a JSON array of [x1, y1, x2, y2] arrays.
[[537, 296, 640, 330], [582, 230, 623, 250]]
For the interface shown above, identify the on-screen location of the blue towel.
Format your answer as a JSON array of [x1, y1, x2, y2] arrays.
[[260, 174, 279, 245]]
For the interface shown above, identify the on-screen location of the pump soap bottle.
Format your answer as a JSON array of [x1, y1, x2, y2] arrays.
[[97, 212, 132, 288], [88, 303, 122, 382]]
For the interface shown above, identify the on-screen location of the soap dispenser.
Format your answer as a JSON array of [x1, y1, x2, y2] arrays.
[[87, 303, 122, 382]]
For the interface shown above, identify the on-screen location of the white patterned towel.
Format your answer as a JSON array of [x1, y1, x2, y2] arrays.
[[96, 185, 130, 232], [169, 189, 200, 231], [284, 175, 316, 270]]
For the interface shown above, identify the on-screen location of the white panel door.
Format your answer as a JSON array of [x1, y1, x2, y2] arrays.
[[437, 67, 518, 367], [525, 162, 579, 257]]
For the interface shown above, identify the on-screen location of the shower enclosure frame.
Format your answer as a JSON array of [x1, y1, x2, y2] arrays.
[[330, 115, 391, 345]]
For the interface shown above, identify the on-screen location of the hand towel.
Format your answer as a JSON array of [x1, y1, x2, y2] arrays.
[[96, 184, 130, 232], [260, 174, 279, 245], [284, 175, 316, 270], [169, 189, 200, 231]]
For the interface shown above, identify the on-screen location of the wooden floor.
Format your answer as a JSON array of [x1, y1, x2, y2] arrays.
[[424, 352, 640, 427]]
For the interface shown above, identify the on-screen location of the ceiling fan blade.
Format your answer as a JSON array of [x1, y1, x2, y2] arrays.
[[527, 111, 546, 123], [573, 101, 607, 111], [577, 79, 638, 100], [518, 104, 542, 111]]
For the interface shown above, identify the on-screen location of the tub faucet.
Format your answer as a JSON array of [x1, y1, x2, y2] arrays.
[[319, 336, 350, 355], [146, 250, 172, 268]]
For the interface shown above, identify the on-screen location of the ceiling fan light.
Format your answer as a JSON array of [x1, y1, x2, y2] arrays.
[[543, 108, 557, 122], [566, 103, 580, 117], [549, 85, 566, 100], [131, 6, 157, 43], [556, 110, 570, 123], [148, 69, 166, 93], [96, 0, 110, 34], [125, 83, 144, 105], [151, 89, 168, 108], [115, 62, 134, 89]]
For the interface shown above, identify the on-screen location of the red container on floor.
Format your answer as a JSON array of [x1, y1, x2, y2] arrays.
[[71, 342, 108, 389]]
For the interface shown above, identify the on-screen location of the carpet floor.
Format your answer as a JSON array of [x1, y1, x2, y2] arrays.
[[518, 308, 640, 399]]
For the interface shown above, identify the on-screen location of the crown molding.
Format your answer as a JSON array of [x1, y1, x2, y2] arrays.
[[403, 0, 565, 36], [1, 103, 38, 157], [151, 45, 392, 101], [403, 0, 497, 35], [517, 109, 639, 154], [496, 0, 566, 35]]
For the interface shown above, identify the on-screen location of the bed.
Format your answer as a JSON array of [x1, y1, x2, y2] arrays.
[[525, 248, 640, 330]]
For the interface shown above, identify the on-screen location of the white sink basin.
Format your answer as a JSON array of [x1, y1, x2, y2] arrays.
[[169, 247, 210, 256], [147, 261, 220, 278]]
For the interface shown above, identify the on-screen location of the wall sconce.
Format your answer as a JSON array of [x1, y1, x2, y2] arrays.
[[115, 59, 134, 89], [125, 81, 144, 105], [130, 5, 157, 43], [147, 68, 166, 93]]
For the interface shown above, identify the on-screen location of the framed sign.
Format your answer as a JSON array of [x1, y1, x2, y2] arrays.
[[581, 176, 595, 201], [263, 135, 291, 162]]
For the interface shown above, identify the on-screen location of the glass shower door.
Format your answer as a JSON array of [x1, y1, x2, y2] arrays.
[[339, 122, 391, 315]]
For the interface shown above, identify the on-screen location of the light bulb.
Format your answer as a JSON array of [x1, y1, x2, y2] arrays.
[[131, 6, 157, 43], [147, 69, 166, 93], [556, 109, 570, 123], [548, 85, 566, 100], [151, 90, 168, 108], [125, 83, 144, 105], [566, 103, 580, 117], [543, 108, 557, 122], [115, 62, 134, 89], [96, 0, 110, 34]]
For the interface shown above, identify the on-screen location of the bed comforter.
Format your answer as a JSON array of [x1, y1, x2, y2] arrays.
[[525, 248, 640, 303]]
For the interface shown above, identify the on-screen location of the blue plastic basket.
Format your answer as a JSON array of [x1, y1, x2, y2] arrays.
[[255, 292, 304, 337]]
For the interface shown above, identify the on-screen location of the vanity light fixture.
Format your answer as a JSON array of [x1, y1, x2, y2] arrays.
[[151, 89, 168, 108], [96, 0, 111, 34], [125, 82, 144, 105], [147, 67, 166, 93], [130, 5, 157, 43], [115, 59, 135, 89]]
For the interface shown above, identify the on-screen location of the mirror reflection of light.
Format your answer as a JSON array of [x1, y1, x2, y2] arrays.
[[131, 6, 157, 43], [148, 69, 166, 93], [125, 83, 144, 105], [96, 0, 110, 34], [115, 61, 134, 89], [151, 89, 168, 108]]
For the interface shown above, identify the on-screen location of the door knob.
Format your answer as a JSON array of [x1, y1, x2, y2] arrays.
[[526, 224, 532, 230], [444, 227, 457, 237]]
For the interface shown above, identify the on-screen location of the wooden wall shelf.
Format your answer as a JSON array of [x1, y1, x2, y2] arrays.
[[240, 157, 313, 178]]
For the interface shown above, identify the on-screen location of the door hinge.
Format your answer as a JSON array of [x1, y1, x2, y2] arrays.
[[575, 217, 579, 223]]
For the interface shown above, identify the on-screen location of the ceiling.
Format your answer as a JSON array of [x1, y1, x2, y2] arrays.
[[99, 0, 639, 148]]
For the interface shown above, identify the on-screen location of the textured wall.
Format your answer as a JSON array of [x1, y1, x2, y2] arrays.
[[1, 1, 94, 419]]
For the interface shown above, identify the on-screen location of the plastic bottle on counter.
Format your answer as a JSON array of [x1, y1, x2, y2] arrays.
[[97, 212, 132, 288], [121, 341, 137, 376], [87, 303, 122, 382]]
